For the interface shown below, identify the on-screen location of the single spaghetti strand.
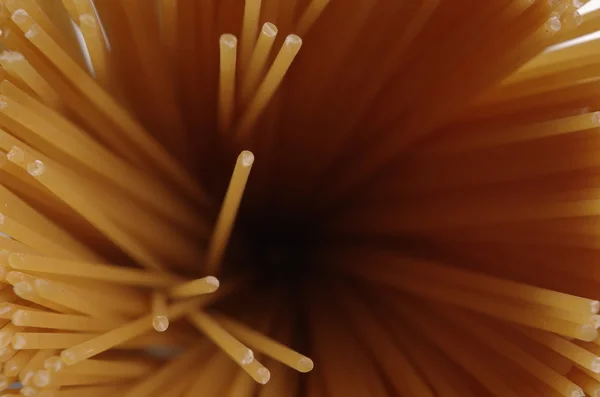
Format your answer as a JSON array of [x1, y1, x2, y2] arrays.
[[151, 291, 169, 333], [169, 276, 220, 299], [11, 309, 121, 332], [205, 151, 254, 274], [219, 34, 238, 134], [236, 354, 272, 385], [240, 22, 278, 107], [239, 0, 262, 73]]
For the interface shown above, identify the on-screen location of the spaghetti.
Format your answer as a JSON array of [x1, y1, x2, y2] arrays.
[[0, 0, 597, 396]]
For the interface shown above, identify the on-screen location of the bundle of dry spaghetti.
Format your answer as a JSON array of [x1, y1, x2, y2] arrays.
[[1, 0, 600, 395]]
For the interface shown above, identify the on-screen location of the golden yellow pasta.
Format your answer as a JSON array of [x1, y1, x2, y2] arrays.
[[0, 0, 599, 396]]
